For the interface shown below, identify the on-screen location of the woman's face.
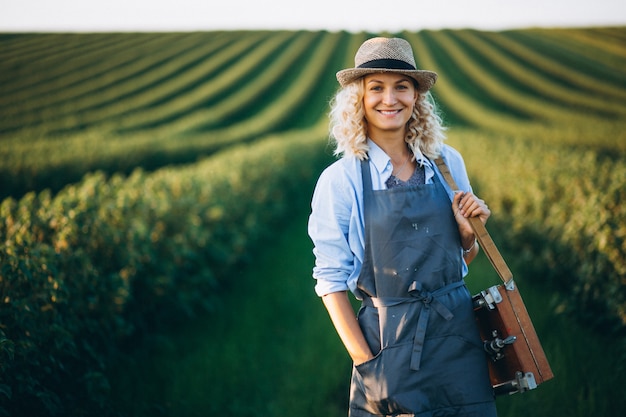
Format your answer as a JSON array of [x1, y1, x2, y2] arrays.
[[362, 73, 417, 139]]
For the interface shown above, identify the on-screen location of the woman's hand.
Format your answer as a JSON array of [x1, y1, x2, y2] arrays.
[[452, 191, 491, 259]]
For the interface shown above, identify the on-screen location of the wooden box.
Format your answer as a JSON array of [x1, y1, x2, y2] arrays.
[[473, 283, 554, 396]]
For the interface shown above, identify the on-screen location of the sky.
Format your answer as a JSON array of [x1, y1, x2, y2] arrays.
[[1, 0, 625, 33]]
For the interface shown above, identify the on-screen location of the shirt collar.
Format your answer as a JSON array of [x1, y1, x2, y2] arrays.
[[367, 138, 431, 174], [367, 139, 391, 175]]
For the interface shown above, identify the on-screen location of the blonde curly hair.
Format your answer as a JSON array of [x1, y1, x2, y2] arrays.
[[329, 78, 446, 160]]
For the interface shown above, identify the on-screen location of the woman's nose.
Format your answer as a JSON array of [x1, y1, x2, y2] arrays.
[[382, 89, 397, 105]]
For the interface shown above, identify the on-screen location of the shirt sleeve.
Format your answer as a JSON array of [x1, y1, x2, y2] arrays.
[[308, 162, 358, 296]]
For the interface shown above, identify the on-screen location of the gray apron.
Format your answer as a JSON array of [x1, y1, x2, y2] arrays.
[[349, 159, 497, 417]]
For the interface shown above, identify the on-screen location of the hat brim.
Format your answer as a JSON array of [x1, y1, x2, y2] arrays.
[[336, 68, 437, 93]]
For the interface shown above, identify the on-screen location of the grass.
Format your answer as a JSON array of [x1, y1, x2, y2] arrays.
[[108, 209, 626, 417], [107, 216, 350, 417]]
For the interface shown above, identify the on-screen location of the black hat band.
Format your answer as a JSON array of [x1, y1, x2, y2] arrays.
[[357, 58, 416, 70]]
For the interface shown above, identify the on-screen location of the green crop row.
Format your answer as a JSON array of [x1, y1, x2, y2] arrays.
[[2, 28, 624, 202], [416, 29, 626, 125], [111, 33, 283, 133], [503, 30, 625, 85], [3, 28, 623, 136], [473, 30, 626, 102], [0, 33, 266, 132], [0, 34, 180, 106], [0, 33, 151, 87], [444, 30, 626, 117], [405, 31, 524, 129], [143, 31, 334, 135], [0, 35, 222, 130], [0, 31, 345, 200], [428, 30, 577, 122], [538, 27, 626, 63], [0, 127, 330, 416]]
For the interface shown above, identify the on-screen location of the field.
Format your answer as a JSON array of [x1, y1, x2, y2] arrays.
[[1, 27, 625, 416]]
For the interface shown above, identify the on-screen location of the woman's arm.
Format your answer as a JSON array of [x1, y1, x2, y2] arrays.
[[322, 291, 373, 365]]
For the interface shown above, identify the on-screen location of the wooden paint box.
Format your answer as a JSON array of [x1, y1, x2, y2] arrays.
[[473, 283, 554, 395]]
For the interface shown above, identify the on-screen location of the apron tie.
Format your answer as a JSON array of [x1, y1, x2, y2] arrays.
[[408, 280, 463, 371], [361, 280, 465, 371]]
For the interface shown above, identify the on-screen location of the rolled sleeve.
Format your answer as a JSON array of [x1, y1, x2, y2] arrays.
[[308, 160, 361, 296]]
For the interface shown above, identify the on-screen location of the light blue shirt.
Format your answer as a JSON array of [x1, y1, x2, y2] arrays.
[[308, 139, 473, 298]]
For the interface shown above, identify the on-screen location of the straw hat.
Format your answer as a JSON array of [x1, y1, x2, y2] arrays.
[[336, 37, 437, 93]]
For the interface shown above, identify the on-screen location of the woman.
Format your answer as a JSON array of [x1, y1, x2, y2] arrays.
[[308, 37, 497, 416]]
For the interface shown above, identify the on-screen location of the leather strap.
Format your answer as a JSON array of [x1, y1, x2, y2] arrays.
[[434, 158, 514, 287]]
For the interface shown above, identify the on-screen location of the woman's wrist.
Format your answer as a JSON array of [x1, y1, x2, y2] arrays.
[[462, 238, 477, 256], [353, 352, 375, 366]]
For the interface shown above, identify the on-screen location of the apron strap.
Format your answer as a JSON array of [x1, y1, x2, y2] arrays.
[[360, 158, 374, 200]]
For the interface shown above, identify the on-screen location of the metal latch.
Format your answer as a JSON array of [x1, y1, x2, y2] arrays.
[[494, 371, 538, 396], [473, 285, 503, 310]]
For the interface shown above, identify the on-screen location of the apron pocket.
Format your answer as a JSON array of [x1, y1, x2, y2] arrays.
[[352, 343, 415, 415]]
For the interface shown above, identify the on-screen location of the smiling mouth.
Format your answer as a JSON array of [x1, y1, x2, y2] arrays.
[[378, 109, 402, 115]]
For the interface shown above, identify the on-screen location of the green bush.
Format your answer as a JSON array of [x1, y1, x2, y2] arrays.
[[449, 125, 626, 338], [0, 129, 330, 416]]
